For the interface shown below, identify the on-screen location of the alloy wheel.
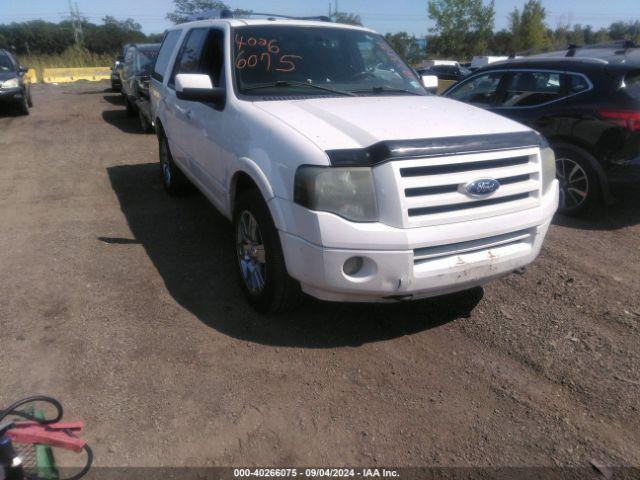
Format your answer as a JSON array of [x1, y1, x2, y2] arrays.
[[236, 210, 266, 294], [556, 157, 589, 211]]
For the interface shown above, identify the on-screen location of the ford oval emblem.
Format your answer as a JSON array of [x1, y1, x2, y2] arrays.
[[465, 178, 500, 197]]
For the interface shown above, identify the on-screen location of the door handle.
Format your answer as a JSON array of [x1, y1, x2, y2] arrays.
[[184, 109, 192, 119]]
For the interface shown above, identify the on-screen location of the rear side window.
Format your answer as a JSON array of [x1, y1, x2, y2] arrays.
[[153, 30, 182, 82], [568, 74, 590, 95], [448, 72, 505, 106], [625, 71, 640, 100], [500, 71, 562, 107]]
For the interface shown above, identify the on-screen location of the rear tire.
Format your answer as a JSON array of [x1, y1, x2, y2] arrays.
[[553, 143, 601, 216], [125, 97, 136, 117], [159, 135, 191, 196], [139, 109, 153, 133], [233, 189, 302, 314]]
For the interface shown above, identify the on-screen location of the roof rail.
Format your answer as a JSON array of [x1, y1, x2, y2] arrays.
[[185, 9, 331, 22], [245, 12, 331, 21]]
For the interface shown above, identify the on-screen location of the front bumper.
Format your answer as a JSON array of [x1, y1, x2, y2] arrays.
[[0, 87, 23, 102], [275, 181, 559, 302]]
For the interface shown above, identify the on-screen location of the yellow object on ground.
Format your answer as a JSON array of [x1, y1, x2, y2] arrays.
[[42, 67, 111, 84], [25, 69, 38, 84]]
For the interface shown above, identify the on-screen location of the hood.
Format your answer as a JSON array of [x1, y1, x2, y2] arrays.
[[254, 95, 531, 151]]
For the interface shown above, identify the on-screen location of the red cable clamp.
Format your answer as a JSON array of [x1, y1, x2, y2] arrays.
[[6, 421, 85, 453]]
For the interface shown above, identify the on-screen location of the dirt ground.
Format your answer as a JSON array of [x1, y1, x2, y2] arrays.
[[1, 82, 639, 472]]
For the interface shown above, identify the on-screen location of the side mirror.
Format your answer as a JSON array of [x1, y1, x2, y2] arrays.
[[18, 66, 28, 75], [117, 56, 124, 62], [421, 74, 439, 94], [175, 73, 225, 107]]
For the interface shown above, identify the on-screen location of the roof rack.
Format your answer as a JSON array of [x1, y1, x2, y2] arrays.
[[185, 9, 330, 22]]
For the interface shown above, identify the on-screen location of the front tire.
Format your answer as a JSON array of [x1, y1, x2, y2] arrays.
[[18, 94, 29, 115], [139, 109, 153, 133], [553, 143, 600, 216], [233, 189, 302, 313], [159, 135, 190, 195], [125, 96, 136, 117]]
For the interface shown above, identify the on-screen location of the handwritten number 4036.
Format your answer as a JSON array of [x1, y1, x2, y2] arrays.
[[235, 35, 302, 73]]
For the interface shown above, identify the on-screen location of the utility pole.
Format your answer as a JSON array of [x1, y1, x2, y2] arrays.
[[69, 0, 84, 47]]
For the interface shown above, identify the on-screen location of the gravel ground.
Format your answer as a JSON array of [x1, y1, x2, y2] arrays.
[[1, 82, 639, 472]]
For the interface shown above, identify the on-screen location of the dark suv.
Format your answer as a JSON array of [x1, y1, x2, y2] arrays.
[[118, 43, 160, 131], [0, 49, 32, 115], [443, 48, 640, 215]]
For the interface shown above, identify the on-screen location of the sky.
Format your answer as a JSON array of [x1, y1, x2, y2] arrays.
[[0, 0, 638, 36]]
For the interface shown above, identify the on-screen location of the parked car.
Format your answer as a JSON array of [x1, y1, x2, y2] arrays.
[[419, 64, 471, 82], [443, 54, 640, 215], [0, 49, 32, 115], [110, 43, 132, 92], [150, 16, 558, 313], [118, 43, 160, 132]]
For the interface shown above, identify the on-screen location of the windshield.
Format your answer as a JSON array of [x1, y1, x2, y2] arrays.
[[233, 25, 426, 98], [136, 48, 159, 75], [0, 53, 14, 72]]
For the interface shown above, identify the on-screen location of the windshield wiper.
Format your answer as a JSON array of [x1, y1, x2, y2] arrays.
[[349, 85, 423, 96], [242, 80, 357, 97]]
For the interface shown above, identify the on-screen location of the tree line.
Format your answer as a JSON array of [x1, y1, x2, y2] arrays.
[[0, 17, 162, 56], [425, 0, 640, 61]]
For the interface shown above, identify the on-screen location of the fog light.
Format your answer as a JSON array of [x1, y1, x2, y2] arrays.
[[343, 256, 364, 276]]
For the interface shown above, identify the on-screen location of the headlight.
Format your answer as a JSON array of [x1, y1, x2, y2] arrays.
[[540, 146, 556, 194], [0, 78, 19, 89], [294, 166, 378, 222]]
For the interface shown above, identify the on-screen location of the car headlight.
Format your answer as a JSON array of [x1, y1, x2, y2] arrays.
[[294, 166, 378, 222], [540, 146, 556, 194], [0, 78, 20, 89]]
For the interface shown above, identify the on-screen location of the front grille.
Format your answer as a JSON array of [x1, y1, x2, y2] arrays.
[[413, 228, 534, 265], [389, 147, 541, 228], [399, 156, 530, 177]]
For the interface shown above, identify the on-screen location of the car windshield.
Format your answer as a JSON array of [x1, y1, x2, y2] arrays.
[[136, 48, 159, 75], [233, 25, 426, 98], [0, 53, 14, 72]]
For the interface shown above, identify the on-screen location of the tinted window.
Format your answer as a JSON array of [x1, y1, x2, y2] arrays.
[[0, 53, 15, 72], [153, 30, 182, 82], [233, 26, 424, 97], [568, 74, 590, 95], [500, 71, 562, 107], [169, 28, 224, 88], [136, 47, 160, 75], [448, 72, 504, 106]]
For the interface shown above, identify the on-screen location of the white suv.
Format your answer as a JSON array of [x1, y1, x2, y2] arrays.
[[150, 17, 559, 313]]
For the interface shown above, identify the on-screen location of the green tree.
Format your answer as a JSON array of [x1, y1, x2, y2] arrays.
[[167, 0, 251, 24], [332, 12, 362, 26], [384, 32, 426, 64], [509, 0, 551, 54], [427, 0, 495, 59]]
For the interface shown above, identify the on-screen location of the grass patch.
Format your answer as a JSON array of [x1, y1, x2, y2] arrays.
[[20, 46, 114, 80]]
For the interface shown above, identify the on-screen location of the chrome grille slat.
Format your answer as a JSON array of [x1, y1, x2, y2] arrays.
[[400, 155, 529, 177], [413, 229, 533, 263]]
